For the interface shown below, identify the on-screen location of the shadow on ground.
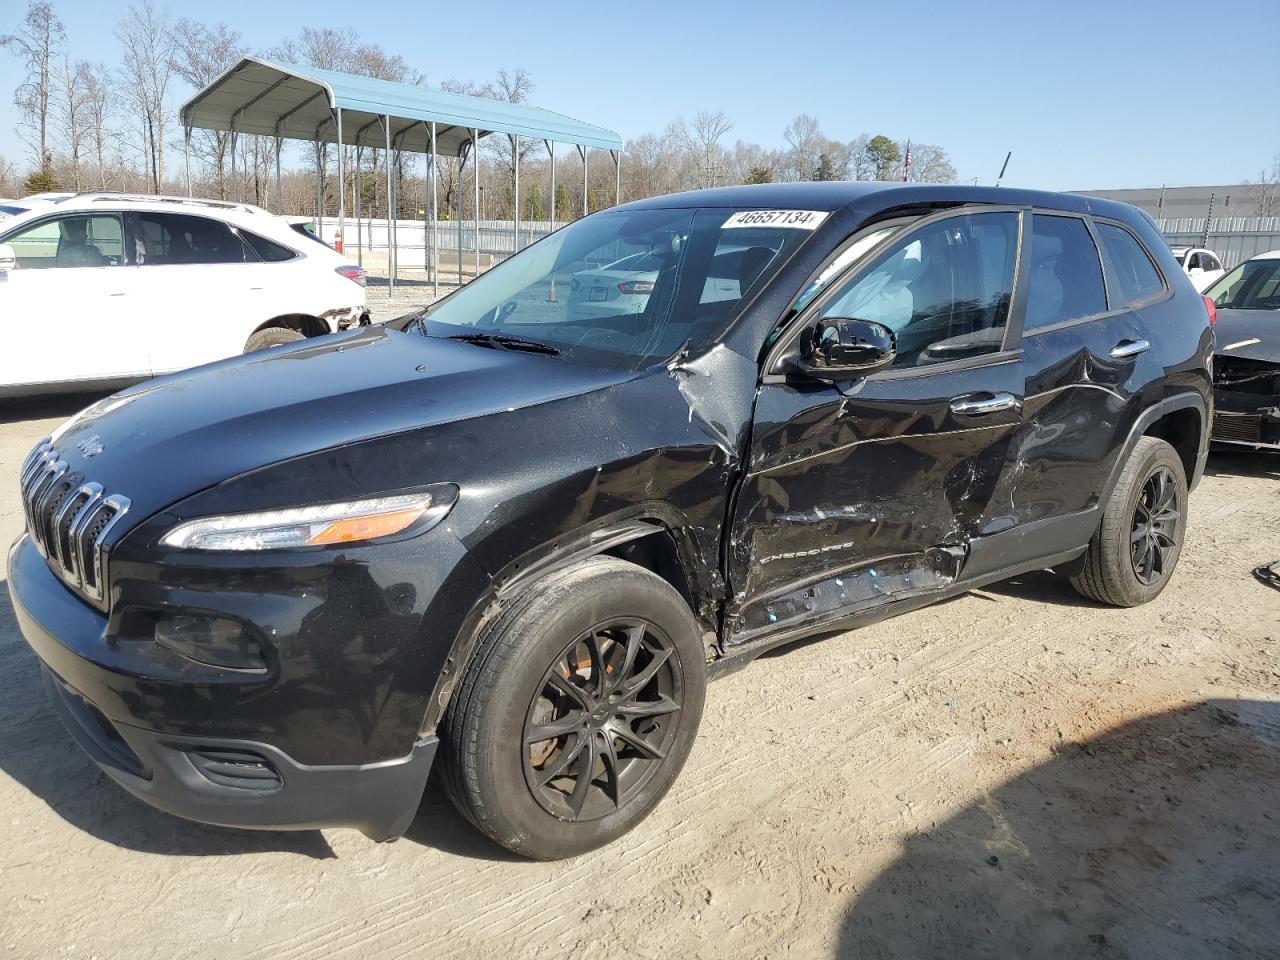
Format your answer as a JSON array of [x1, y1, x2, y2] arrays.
[[837, 698, 1280, 959], [1204, 447, 1280, 480], [0, 391, 113, 426]]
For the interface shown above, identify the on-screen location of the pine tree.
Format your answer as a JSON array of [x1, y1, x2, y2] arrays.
[[744, 165, 773, 184]]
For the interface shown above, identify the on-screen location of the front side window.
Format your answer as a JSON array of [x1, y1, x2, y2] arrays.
[[1025, 214, 1107, 329], [420, 207, 814, 369], [1097, 222, 1164, 304], [2, 214, 124, 269], [813, 212, 1019, 368], [1207, 258, 1280, 310], [135, 213, 249, 265]]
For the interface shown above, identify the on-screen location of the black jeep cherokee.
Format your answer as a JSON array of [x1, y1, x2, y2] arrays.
[[9, 183, 1213, 859]]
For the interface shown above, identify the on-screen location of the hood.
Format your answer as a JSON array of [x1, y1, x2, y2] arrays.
[[1213, 309, 1280, 364], [44, 326, 630, 521]]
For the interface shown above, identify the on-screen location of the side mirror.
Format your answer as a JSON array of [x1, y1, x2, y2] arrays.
[[0, 243, 15, 272], [799, 317, 895, 378]]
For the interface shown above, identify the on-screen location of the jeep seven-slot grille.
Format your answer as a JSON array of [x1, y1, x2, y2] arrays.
[[20, 439, 130, 608]]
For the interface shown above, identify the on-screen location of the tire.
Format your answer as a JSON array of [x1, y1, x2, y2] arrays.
[[1070, 436, 1188, 607], [440, 556, 706, 860], [243, 326, 304, 353]]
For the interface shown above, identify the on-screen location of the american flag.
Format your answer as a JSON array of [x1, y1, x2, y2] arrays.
[[902, 141, 913, 182]]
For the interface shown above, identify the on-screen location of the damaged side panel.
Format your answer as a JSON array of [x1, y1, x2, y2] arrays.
[[725, 357, 1025, 643]]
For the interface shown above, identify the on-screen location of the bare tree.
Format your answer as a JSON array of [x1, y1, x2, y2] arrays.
[[903, 142, 956, 184], [79, 61, 113, 189], [54, 53, 88, 189], [783, 114, 823, 181], [171, 19, 245, 198], [671, 109, 732, 187], [1248, 153, 1280, 217], [2, 2, 65, 175], [116, 0, 174, 192]]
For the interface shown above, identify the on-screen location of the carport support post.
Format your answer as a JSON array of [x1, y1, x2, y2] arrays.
[[512, 133, 521, 253], [457, 143, 468, 288], [230, 125, 238, 202], [274, 136, 282, 213], [613, 150, 620, 207], [578, 144, 588, 218], [354, 145, 363, 267], [430, 121, 439, 295], [546, 139, 556, 233], [183, 127, 192, 197], [334, 108, 345, 256], [474, 128, 481, 275], [384, 115, 394, 297]]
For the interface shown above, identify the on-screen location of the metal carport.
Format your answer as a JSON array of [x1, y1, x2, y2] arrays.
[[179, 57, 625, 295]]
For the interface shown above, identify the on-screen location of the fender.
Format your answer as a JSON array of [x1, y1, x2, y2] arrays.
[[1100, 391, 1208, 503], [418, 506, 714, 736]]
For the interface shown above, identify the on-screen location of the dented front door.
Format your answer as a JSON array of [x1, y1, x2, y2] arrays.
[[725, 208, 1029, 645], [726, 359, 1025, 642]]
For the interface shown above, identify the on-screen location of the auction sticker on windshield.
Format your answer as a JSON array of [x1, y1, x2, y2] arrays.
[[723, 210, 829, 230]]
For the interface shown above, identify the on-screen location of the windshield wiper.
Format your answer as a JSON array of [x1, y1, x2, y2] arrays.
[[446, 332, 560, 355]]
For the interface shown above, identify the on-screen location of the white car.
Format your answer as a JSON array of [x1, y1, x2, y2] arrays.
[[0, 193, 367, 397], [1169, 246, 1226, 292]]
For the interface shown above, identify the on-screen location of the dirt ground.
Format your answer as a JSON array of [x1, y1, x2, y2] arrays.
[[1, 394, 1277, 960]]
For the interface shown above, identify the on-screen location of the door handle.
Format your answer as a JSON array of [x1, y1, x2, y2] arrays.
[[950, 392, 1020, 416], [1109, 338, 1150, 359]]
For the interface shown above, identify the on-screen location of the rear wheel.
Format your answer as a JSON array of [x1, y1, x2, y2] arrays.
[[440, 557, 705, 860], [243, 326, 304, 353], [1070, 436, 1187, 606]]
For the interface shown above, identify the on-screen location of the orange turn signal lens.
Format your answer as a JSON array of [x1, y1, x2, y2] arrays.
[[306, 504, 430, 545]]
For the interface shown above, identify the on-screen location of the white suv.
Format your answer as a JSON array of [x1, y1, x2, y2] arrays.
[[0, 194, 367, 397], [1169, 246, 1226, 292]]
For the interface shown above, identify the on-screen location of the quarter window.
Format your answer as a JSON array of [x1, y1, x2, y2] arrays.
[[1025, 215, 1107, 328], [241, 230, 297, 262], [815, 212, 1018, 368], [1097, 223, 1164, 304], [135, 213, 250, 265], [2, 214, 124, 269]]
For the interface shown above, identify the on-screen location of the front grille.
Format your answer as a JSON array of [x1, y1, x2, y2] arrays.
[[1212, 412, 1263, 444], [19, 438, 130, 608]]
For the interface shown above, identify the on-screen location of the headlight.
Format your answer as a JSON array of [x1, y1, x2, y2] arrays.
[[160, 486, 457, 552]]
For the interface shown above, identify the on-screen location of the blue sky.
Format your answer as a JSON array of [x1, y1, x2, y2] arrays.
[[1, 0, 1276, 190]]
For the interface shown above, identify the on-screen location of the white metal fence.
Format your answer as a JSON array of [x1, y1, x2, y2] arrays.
[[316, 218, 559, 271], [1157, 215, 1280, 269]]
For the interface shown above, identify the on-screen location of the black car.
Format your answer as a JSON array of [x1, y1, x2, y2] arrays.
[[9, 183, 1213, 860], [1203, 251, 1280, 449]]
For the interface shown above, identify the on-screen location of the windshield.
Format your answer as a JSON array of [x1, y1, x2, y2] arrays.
[[1206, 258, 1280, 311], [420, 207, 817, 369]]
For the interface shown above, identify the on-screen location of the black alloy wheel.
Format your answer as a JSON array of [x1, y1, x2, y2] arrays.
[[522, 619, 682, 821], [1130, 465, 1180, 585]]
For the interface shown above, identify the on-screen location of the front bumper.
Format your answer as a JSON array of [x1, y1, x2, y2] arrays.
[[5, 532, 481, 839]]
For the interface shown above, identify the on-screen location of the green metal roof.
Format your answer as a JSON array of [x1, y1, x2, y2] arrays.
[[180, 57, 623, 157]]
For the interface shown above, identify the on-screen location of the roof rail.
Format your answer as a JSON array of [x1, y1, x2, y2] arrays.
[[76, 193, 268, 215]]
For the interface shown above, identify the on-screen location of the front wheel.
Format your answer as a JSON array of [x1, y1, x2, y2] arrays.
[[1070, 436, 1187, 606], [440, 557, 706, 860]]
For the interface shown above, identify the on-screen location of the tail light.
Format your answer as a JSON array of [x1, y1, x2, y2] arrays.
[[617, 280, 654, 295], [336, 265, 366, 286], [1203, 295, 1216, 326]]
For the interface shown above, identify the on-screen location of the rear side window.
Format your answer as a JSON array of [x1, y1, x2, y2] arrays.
[[1025, 215, 1107, 329], [241, 230, 297, 262], [135, 213, 248, 265], [1097, 223, 1164, 304]]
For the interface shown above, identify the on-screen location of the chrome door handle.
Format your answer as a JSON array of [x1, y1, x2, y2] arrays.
[[1109, 338, 1150, 359], [950, 392, 1020, 416]]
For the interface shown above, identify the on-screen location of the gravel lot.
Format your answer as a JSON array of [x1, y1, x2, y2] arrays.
[[1, 394, 1277, 960]]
